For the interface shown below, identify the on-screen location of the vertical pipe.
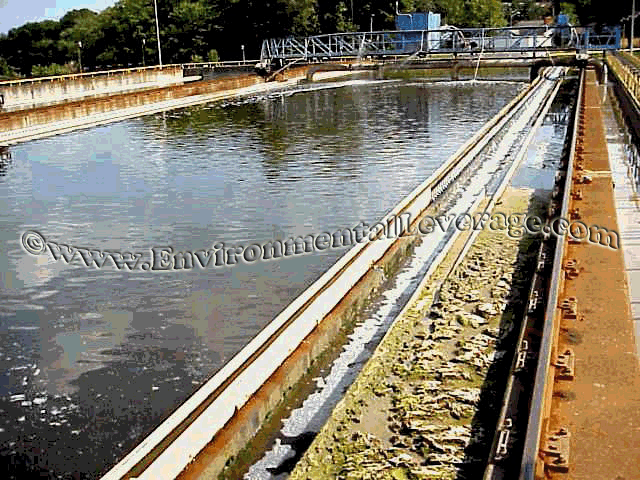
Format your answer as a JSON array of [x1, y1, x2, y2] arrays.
[[154, 0, 163, 66], [632, 0, 636, 53]]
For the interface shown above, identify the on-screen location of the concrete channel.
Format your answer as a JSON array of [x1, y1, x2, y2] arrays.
[[92, 68, 564, 480], [483, 70, 581, 480], [517, 69, 583, 480]]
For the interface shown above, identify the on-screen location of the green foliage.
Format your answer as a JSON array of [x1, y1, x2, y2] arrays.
[[31, 63, 73, 77], [559, 2, 578, 24], [333, 2, 357, 32], [509, 0, 549, 22], [0, 57, 17, 79], [399, 0, 506, 27], [208, 49, 220, 62], [167, 1, 218, 63], [464, 0, 507, 27]]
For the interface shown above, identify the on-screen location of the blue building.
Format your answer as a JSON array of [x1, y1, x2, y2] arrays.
[[395, 11, 442, 52]]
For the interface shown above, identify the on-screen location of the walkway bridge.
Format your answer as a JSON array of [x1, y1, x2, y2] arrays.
[[260, 25, 621, 63]]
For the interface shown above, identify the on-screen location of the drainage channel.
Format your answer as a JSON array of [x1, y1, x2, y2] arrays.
[[483, 73, 580, 480]]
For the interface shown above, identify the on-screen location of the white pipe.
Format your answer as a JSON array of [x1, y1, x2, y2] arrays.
[[154, 0, 163, 66], [632, 0, 636, 53]]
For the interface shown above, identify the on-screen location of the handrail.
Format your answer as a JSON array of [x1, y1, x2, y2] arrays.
[[608, 53, 640, 112], [0, 64, 184, 87], [182, 60, 260, 68], [261, 25, 622, 61]]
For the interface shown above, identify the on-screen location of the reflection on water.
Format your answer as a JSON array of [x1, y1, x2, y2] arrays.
[[0, 78, 525, 478], [511, 79, 577, 191]]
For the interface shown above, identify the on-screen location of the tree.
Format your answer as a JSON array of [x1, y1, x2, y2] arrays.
[[559, 2, 578, 24], [465, 0, 508, 27], [166, 1, 218, 63], [0, 56, 17, 79], [401, 0, 506, 27], [57, 9, 99, 68], [208, 49, 220, 62], [510, 0, 548, 21]]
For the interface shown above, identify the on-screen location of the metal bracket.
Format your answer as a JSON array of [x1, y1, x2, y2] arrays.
[[564, 259, 579, 279], [569, 207, 581, 220], [494, 418, 513, 461], [543, 427, 570, 472], [554, 348, 575, 380], [515, 340, 529, 371], [528, 290, 540, 313], [559, 296, 578, 319]]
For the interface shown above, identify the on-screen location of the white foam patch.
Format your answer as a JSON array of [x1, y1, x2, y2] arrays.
[[404, 79, 528, 88]]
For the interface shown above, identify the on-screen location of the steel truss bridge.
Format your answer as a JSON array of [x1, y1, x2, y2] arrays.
[[260, 25, 621, 62]]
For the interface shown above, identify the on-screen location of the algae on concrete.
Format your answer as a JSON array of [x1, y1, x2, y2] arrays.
[[290, 188, 543, 480]]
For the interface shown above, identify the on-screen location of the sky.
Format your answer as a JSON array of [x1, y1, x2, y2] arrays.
[[0, 0, 117, 34]]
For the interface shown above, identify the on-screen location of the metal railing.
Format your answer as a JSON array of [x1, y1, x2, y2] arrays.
[[181, 59, 261, 69], [0, 63, 184, 87], [261, 26, 622, 61], [608, 52, 640, 110]]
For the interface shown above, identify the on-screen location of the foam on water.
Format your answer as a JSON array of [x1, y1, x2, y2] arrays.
[[215, 78, 404, 108], [404, 79, 528, 88]]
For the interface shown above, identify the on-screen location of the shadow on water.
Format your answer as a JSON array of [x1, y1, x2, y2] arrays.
[[265, 431, 318, 476]]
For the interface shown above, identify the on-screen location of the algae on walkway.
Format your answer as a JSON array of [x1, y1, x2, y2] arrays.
[[290, 188, 543, 480]]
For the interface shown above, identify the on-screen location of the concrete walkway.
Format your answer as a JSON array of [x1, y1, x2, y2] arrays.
[[602, 82, 640, 357], [544, 69, 640, 480]]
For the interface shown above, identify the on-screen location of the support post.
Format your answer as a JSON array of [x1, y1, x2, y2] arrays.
[[632, 0, 636, 53], [154, 0, 163, 66]]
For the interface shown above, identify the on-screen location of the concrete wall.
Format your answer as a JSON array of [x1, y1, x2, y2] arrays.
[[176, 264, 391, 480], [0, 74, 266, 133], [0, 65, 184, 110], [0, 64, 314, 137]]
